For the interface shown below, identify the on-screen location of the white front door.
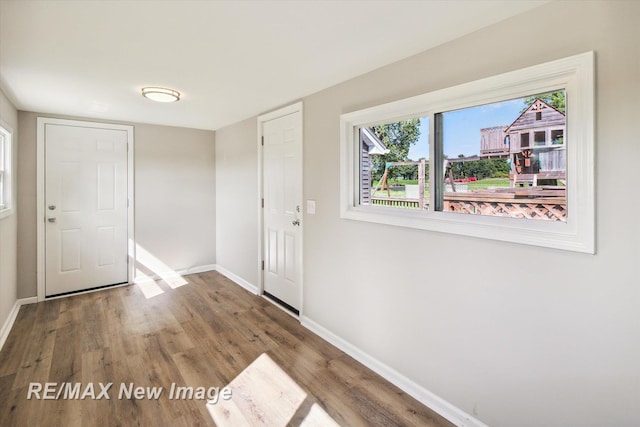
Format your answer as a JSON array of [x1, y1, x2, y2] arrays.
[[262, 108, 303, 312], [44, 123, 129, 296]]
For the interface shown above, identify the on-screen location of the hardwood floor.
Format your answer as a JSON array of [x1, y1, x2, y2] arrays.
[[0, 271, 453, 426]]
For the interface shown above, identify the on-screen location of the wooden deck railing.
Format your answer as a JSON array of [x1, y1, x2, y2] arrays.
[[370, 188, 566, 221], [443, 192, 566, 221], [371, 197, 427, 209]]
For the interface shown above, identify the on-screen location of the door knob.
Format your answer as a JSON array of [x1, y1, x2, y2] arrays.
[[48, 217, 56, 223], [48, 205, 56, 210], [292, 219, 300, 226]]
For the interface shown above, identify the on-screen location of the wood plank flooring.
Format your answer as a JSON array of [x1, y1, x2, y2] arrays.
[[0, 271, 453, 426]]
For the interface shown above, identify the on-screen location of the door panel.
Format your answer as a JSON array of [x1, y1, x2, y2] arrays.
[[60, 229, 81, 272], [61, 162, 82, 211], [263, 111, 302, 311], [284, 232, 295, 282], [45, 124, 128, 296], [97, 162, 116, 210], [97, 226, 116, 266]]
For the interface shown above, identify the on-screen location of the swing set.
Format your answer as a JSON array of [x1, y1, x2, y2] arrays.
[[371, 159, 429, 209], [372, 156, 481, 208]]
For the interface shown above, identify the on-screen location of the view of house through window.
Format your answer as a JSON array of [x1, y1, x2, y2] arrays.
[[358, 90, 567, 222]]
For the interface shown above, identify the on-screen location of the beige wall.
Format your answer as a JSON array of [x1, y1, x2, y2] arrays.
[[0, 89, 18, 331], [135, 122, 216, 275], [215, 2, 640, 426], [16, 112, 35, 298], [215, 117, 259, 287], [17, 112, 216, 298]]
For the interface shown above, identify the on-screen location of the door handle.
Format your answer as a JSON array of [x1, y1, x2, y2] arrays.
[[292, 219, 300, 226], [48, 217, 56, 223]]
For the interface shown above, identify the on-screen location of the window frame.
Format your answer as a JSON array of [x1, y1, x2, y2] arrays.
[[340, 52, 595, 253], [0, 121, 13, 219]]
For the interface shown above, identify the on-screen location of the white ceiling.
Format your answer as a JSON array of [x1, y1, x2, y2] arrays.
[[0, 0, 547, 131]]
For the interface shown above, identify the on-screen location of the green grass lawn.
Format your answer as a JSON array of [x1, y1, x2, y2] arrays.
[[465, 177, 510, 190], [371, 188, 407, 198], [371, 177, 511, 198], [372, 179, 418, 186]]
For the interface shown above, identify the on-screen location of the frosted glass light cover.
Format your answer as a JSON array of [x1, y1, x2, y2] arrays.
[[141, 87, 180, 102]]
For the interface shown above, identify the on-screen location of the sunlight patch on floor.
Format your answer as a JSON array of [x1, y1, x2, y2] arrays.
[[134, 269, 164, 299], [301, 403, 341, 426], [135, 243, 188, 290], [207, 353, 340, 426]]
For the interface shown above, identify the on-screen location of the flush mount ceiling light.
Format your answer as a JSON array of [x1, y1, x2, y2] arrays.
[[141, 87, 181, 103]]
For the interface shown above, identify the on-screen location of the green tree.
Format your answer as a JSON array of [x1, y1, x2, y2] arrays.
[[451, 157, 510, 180], [371, 118, 421, 182], [521, 90, 566, 113]]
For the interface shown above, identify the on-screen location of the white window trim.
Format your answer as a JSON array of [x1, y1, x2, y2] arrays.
[[0, 121, 14, 220], [340, 52, 595, 253]]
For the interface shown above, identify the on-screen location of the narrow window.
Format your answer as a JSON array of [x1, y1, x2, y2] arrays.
[[536, 111, 542, 120], [0, 124, 12, 217], [0, 132, 4, 209]]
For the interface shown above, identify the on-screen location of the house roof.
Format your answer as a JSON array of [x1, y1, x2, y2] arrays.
[[361, 128, 389, 155], [504, 98, 565, 133]]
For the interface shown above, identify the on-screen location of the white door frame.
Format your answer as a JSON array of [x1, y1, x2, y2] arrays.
[[257, 102, 304, 316], [36, 117, 135, 301]]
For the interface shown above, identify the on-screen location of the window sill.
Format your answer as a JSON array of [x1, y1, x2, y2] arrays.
[[0, 207, 14, 220], [341, 204, 592, 253]]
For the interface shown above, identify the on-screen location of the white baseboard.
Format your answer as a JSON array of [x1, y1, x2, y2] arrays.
[[0, 297, 38, 352], [134, 264, 217, 283], [213, 265, 259, 295], [300, 316, 488, 427], [133, 263, 259, 295], [179, 264, 217, 276]]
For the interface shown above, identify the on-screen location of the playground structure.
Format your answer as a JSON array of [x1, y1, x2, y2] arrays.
[[372, 159, 428, 209]]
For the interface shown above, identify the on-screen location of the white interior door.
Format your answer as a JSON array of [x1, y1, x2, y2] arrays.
[[44, 123, 128, 296], [262, 110, 302, 312]]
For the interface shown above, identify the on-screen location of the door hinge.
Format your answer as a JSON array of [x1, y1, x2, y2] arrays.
[[261, 261, 265, 271], [261, 136, 264, 146], [261, 198, 264, 208]]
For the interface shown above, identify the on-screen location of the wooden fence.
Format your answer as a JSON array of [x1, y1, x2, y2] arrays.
[[371, 190, 566, 221]]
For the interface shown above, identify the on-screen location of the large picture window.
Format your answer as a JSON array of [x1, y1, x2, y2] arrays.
[[340, 52, 594, 253]]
